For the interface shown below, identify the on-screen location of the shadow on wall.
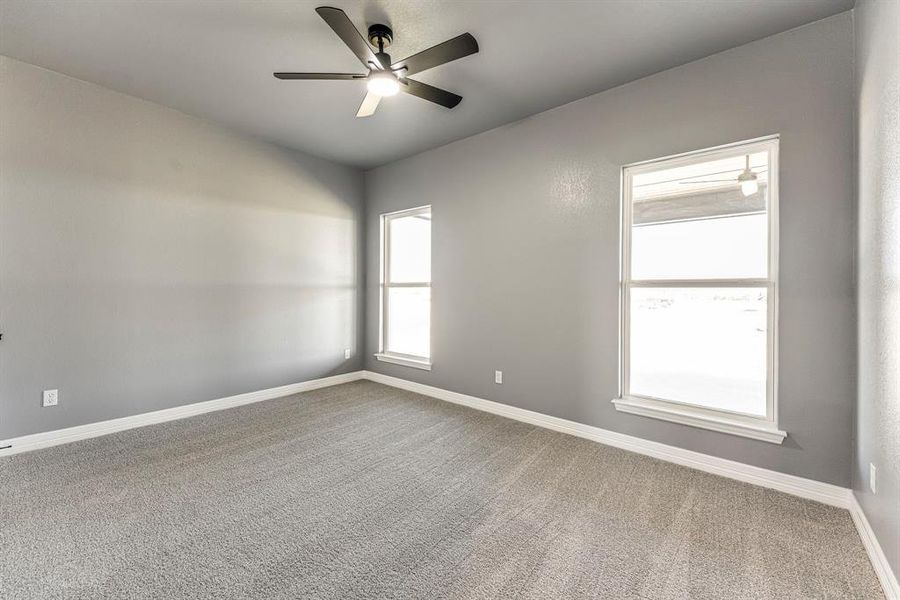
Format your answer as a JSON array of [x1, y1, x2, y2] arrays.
[[0, 56, 365, 439]]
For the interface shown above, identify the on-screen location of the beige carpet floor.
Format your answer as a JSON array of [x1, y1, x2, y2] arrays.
[[0, 380, 883, 599]]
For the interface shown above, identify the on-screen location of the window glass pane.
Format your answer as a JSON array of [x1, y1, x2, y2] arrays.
[[389, 212, 431, 283], [631, 150, 768, 280], [387, 287, 430, 358], [631, 214, 768, 280], [629, 287, 767, 416]]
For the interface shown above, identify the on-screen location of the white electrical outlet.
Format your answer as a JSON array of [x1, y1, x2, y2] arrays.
[[870, 463, 877, 494], [42, 389, 58, 407], [344, 348, 351, 360], [494, 370, 503, 384]]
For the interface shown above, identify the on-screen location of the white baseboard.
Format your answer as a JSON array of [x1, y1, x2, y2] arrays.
[[849, 494, 900, 600], [362, 370, 899, 598], [0, 371, 364, 457], [362, 371, 851, 507]]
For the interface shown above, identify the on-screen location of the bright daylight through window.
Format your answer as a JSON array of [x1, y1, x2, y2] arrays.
[[376, 206, 432, 370], [614, 138, 785, 443]]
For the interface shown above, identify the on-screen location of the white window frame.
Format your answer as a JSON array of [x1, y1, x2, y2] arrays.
[[375, 205, 432, 371], [612, 136, 786, 444]]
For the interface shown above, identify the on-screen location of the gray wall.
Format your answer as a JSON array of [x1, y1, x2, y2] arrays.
[[366, 13, 855, 486], [854, 0, 900, 578], [0, 56, 365, 440]]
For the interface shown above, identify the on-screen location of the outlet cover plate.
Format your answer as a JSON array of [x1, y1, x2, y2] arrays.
[[42, 389, 59, 407]]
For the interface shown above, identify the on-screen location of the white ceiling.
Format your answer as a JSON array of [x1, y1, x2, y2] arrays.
[[0, 0, 853, 169]]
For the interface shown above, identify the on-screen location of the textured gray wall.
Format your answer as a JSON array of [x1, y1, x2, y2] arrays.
[[854, 0, 900, 578], [366, 14, 855, 486], [0, 56, 365, 440]]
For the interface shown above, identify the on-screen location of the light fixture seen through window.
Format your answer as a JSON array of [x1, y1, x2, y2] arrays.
[[738, 155, 759, 196]]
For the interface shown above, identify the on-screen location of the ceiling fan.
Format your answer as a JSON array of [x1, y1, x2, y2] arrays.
[[274, 6, 478, 117], [679, 155, 766, 197]]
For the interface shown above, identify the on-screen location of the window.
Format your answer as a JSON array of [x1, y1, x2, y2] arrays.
[[376, 206, 432, 370], [613, 137, 785, 443]]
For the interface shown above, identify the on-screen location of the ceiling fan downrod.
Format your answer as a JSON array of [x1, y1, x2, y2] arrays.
[[368, 24, 393, 69]]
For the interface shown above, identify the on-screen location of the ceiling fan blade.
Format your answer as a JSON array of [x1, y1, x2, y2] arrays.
[[391, 33, 478, 76], [402, 79, 462, 109], [274, 72, 366, 80], [356, 92, 381, 117], [315, 7, 385, 69]]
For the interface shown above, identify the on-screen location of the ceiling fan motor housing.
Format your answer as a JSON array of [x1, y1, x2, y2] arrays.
[[368, 24, 393, 49]]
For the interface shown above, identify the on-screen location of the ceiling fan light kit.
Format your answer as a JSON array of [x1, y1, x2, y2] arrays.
[[367, 71, 400, 97], [274, 6, 479, 118]]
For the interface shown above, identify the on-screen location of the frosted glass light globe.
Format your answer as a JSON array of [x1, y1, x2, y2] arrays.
[[367, 72, 400, 96]]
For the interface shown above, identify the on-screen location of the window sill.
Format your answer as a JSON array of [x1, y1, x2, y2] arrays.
[[374, 353, 432, 371], [612, 396, 786, 444]]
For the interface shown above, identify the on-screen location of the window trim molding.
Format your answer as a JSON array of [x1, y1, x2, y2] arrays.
[[612, 397, 786, 444], [374, 353, 432, 371], [613, 136, 785, 444], [377, 205, 432, 369]]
